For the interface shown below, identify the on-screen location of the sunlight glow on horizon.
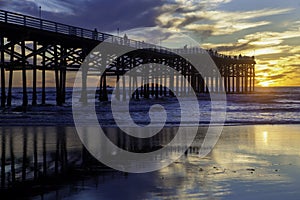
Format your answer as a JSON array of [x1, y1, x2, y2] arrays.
[[260, 82, 270, 87]]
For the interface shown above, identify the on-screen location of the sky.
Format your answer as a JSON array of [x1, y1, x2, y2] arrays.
[[0, 0, 300, 86]]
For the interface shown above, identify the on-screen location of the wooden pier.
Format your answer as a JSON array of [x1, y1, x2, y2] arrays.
[[0, 9, 256, 107]]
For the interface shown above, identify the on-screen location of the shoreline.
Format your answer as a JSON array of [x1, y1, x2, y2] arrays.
[[0, 120, 299, 127]]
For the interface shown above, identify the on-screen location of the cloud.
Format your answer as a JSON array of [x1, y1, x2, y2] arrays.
[[124, 27, 173, 45], [255, 54, 300, 86], [202, 27, 300, 55], [0, 0, 88, 15], [185, 21, 270, 35], [0, 0, 164, 31], [156, 1, 292, 39]]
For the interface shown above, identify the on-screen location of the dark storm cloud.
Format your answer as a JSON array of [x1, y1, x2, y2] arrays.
[[0, 0, 38, 13], [0, 1, 6, 7], [265, 74, 287, 80], [174, 6, 201, 14], [0, 0, 164, 32], [178, 15, 205, 28], [156, 2, 206, 29], [215, 42, 255, 52], [258, 68, 272, 73], [155, 2, 213, 40], [290, 64, 300, 67]]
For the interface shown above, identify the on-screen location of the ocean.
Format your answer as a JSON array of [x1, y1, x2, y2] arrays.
[[1, 87, 300, 125]]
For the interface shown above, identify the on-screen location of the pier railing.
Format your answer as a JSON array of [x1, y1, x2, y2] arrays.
[[0, 9, 254, 60], [0, 9, 168, 51]]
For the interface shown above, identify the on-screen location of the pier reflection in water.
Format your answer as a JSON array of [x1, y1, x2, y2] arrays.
[[0, 126, 206, 189], [1, 125, 300, 200], [0, 127, 83, 188]]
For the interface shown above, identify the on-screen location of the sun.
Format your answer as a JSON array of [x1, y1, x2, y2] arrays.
[[260, 82, 269, 87]]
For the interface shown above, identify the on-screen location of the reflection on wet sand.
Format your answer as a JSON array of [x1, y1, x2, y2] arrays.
[[0, 125, 300, 199], [0, 127, 83, 189]]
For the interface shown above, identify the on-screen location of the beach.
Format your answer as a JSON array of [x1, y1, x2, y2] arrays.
[[0, 125, 299, 199], [0, 87, 300, 199], [44, 125, 300, 200]]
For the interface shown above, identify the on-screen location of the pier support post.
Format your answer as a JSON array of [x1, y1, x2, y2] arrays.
[[55, 66, 62, 106], [176, 70, 179, 96], [249, 67, 252, 92], [155, 75, 159, 98], [151, 82, 154, 97], [0, 36, 6, 108], [32, 41, 37, 105], [163, 74, 167, 97], [141, 77, 144, 97], [131, 77, 135, 99], [7, 42, 14, 106], [115, 58, 120, 100], [146, 82, 150, 99], [188, 71, 191, 95], [55, 68, 61, 105], [102, 71, 108, 101], [80, 48, 88, 104], [42, 48, 46, 104], [122, 75, 126, 101], [122, 58, 126, 101], [54, 45, 63, 106], [81, 66, 88, 104], [183, 64, 187, 95], [160, 71, 163, 96], [205, 76, 209, 93], [199, 75, 204, 93], [232, 65, 235, 92], [128, 75, 132, 99], [236, 65, 240, 93], [252, 65, 255, 92], [7, 69, 13, 106], [215, 75, 219, 93], [210, 76, 214, 92], [144, 71, 150, 99], [241, 65, 244, 93], [245, 66, 248, 93], [60, 48, 67, 104], [62, 67, 66, 103], [169, 69, 174, 97], [180, 68, 184, 96], [135, 76, 140, 100], [227, 65, 231, 93], [116, 74, 120, 100], [21, 41, 28, 108], [223, 70, 227, 93], [192, 73, 197, 93]]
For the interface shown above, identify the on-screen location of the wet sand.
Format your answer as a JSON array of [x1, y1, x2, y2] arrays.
[[72, 125, 300, 200], [1, 125, 298, 199]]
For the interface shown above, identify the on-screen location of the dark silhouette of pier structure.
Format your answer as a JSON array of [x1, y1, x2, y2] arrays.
[[0, 10, 256, 107]]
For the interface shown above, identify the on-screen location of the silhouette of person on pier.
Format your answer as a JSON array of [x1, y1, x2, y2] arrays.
[[124, 34, 128, 45], [93, 28, 98, 40]]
